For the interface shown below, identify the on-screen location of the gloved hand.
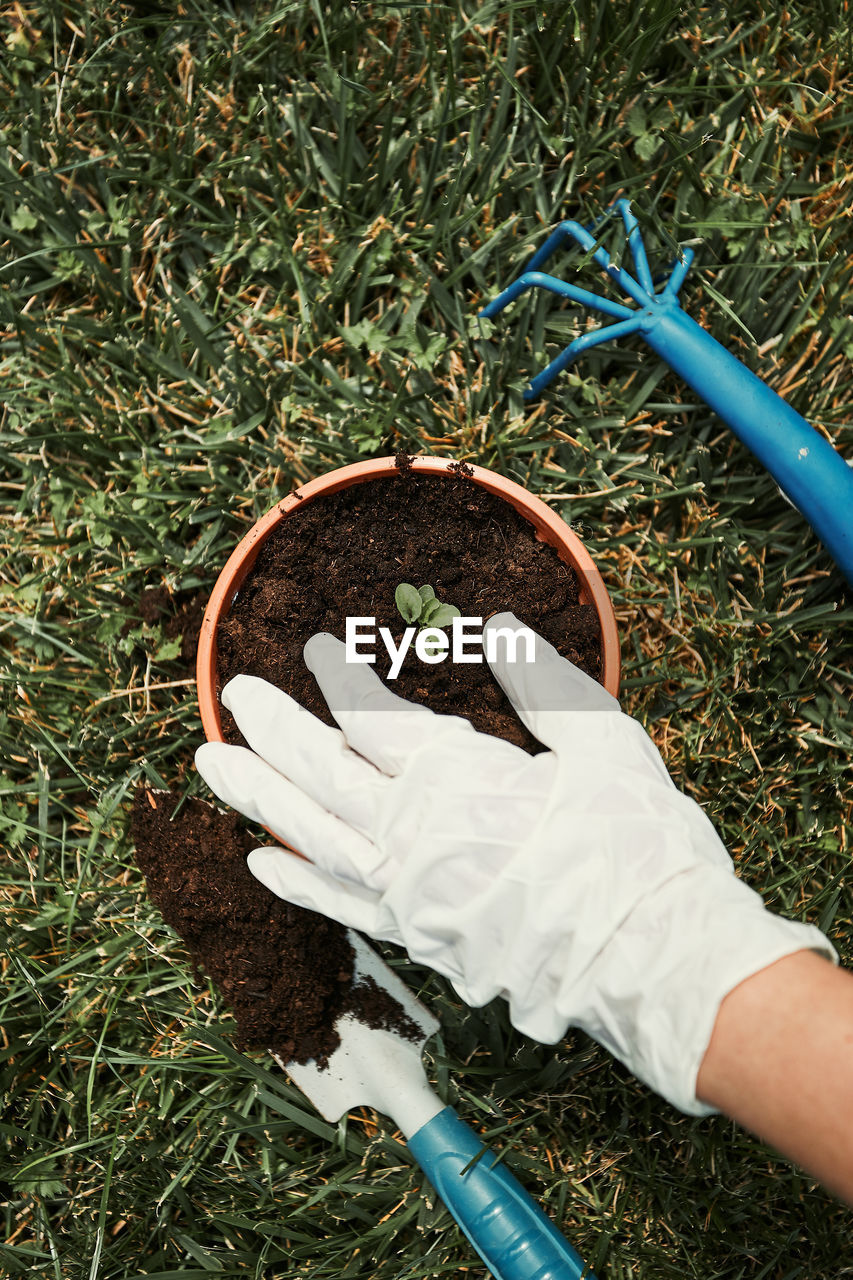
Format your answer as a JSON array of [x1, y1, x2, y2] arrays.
[[195, 613, 835, 1115]]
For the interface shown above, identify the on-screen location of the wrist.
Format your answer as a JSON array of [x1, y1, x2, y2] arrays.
[[564, 863, 836, 1115], [695, 949, 853, 1203]]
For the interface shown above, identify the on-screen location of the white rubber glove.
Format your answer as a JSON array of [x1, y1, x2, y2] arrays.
[[195, 613, 835, 1115]]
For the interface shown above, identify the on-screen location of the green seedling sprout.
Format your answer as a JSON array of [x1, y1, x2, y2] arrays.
[[394, 584, 461, 657], [395, 583, 460, 632]]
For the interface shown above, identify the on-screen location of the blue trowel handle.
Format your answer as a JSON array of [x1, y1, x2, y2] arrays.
[[408, 1106, 595, 1279], [642, 304, 853, 587]]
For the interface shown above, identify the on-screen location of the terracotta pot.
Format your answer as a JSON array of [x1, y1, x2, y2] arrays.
[[196, 455, 621, 742]]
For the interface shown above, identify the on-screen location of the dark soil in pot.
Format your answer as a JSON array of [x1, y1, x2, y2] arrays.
[[217, 466, 602, 753], [132, 464, 605, 1066]]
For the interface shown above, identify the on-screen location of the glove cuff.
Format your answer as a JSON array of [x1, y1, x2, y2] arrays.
[[568, 864, 837, 1115]]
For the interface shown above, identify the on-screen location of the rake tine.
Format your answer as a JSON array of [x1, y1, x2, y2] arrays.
[[616, 200, 655, 296], [523, 220, 592, 273], [584, 199, 655, 296], [663, 246, 695, 298], [523, 220, 652, 308], [525, 315, 645, 400], [480, 270, 635, 322]]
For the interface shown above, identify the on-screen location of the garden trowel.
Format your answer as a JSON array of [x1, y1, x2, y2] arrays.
[[275, 930, 596, 1280]]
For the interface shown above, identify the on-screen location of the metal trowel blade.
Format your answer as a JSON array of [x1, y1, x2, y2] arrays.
[[273, 932, 440, 1130]]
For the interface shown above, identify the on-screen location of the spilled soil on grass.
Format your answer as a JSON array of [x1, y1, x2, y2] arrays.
[[132, 789, 421, 1066]]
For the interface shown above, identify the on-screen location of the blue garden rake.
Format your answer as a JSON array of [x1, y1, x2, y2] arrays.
[[481, 199, 853, 588]]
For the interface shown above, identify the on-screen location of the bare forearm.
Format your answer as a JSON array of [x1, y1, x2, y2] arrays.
[[696, 949, 853, 1205]]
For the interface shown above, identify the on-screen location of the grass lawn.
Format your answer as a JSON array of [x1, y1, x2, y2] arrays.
[[2, 1, 852, 1275]]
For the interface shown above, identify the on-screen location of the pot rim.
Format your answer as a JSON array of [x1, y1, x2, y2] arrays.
[[196, 454, 621, 741]]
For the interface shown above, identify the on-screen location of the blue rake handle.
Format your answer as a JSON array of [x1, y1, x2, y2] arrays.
[[409, 1106, 594, 1279], [481, 200, 853, 588]]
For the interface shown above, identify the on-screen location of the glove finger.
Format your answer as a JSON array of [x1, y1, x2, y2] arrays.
[[304, 631, 473, 775], [195, 742, 386, 885], [221, 674, 388, 839], [483, 611, 620, 748], [247, 846, 390, 938]]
